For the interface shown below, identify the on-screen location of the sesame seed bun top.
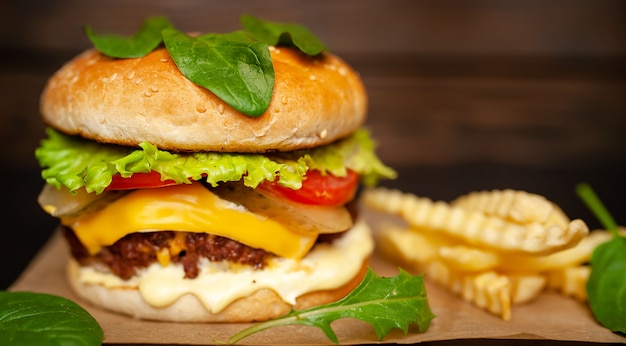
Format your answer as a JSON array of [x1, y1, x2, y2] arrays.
[[40, 46, 367, 153]]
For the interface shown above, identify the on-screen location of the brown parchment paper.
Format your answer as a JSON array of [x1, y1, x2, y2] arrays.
[[10, 209, 626, 345]]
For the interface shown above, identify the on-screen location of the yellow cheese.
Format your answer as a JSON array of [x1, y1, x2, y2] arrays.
[[63, 183, 318, 259], [153, 232, 187, 267], [73, 219, 374, 314]]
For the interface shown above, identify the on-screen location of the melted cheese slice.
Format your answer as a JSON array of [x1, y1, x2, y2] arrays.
[[72, 219, 373, 313], [63, 183, 317, 259]]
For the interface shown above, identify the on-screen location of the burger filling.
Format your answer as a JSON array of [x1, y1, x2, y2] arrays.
[[64, 228, 274, 280], [36, 128, 393, 313], [36, 128, 394, 278], [68, 219, 374, 313], [63, 198, 355, 281]]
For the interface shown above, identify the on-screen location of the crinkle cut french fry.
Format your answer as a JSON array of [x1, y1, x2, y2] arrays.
[[426, 262, 545, 319], [462, 271, 512, 320], [362, 188, 589, 255], [375, 226, 439, 271], [424, 260, 512, 320], [498, 230, 611, 272], [451, 189, 570, 228], [377, 226, 548, 320], [508, 273, 547, 304], [547, 265, 590, 301], [364, 188, 603, 321], [546, 228, 624, 301], [437, 245, 499, 272], [377, 229, 513, 320], [438, 230, 610, 273]]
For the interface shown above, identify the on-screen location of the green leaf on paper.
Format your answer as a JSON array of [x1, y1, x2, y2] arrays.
[[224, 268, 435, 344], [576, 183, 626, 334], [0, 291, 103, 346], [586, 237, 626, 333]]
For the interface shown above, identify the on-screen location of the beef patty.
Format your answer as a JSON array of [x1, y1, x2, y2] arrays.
[[64, 227, 345, 280], [64, 227, 273, 280]]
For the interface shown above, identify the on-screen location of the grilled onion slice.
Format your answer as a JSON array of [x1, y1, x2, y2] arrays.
[[38, 184, 129, 219], [212, 181, 354, 235]]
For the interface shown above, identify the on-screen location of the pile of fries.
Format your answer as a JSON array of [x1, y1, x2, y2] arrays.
[[362, 188, 610, 320]]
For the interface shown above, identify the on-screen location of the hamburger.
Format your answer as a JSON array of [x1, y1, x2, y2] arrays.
[[35, 15, 396, 322]]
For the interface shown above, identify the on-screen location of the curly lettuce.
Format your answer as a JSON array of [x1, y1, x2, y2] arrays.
[[35, 128, 396, 194]]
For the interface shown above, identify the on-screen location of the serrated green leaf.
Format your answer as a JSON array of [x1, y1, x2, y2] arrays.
[[224, 268, 435, 344], [36, 128, 396, 195], [86, 16, 172, 58], [0, 291, 103, 346], [162, 27, 274, 116], [241, 14, 328, 55]]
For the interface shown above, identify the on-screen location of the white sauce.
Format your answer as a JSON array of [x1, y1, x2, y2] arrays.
[[76, 219, 373, 313]]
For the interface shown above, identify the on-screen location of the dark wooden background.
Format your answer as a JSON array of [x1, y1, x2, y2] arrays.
[[2, 0, 625, 293]]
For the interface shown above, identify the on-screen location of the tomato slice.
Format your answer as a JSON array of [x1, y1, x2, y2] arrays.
[[106, 170, 359, 207], [106, 171, 179, 190], [258, 169, 359, 206]]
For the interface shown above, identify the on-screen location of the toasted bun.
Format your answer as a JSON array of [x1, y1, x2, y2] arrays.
[[67, 258, 368, 322], [40, 46, 367, 152]]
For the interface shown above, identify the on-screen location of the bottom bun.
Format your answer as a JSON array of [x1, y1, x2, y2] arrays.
[[66, 220, 374, 322], [67, 258, 368, 322]]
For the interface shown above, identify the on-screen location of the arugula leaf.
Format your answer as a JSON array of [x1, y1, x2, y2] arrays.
[[162, 28, 274, 116], [576, 183, 626, 334], [86, 16, 173, 58], [0, 291, 103, 346], [223, 268, 434, 344], [240, 14, 328, 55]]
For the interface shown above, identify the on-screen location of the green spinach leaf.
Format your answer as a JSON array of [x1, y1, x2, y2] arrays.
[[197, 30, 254, 45], [586, 237, 626, 333], [223, 268, 435, 344], [0, 291, 103, 346], [576, 183, 626, 334], [162, 28, 274, 116], [84, 15, 327, 116], [241, 14, 328, 55], [86, 16, 172, 58]]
